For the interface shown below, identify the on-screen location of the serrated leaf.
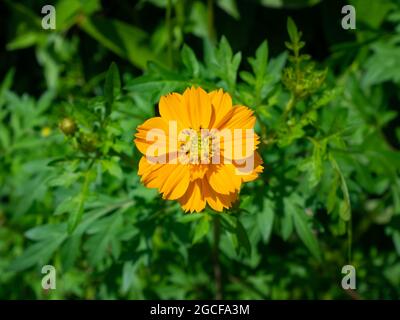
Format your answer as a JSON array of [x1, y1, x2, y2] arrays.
[[213, 37, 242, 91], [181, 45, 200, 78]]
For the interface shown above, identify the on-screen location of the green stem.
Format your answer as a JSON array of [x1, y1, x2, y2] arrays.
[[212, 216, 222, 299]]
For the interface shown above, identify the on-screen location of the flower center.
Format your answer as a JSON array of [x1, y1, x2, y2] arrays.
[[179, 129, 217, 164]]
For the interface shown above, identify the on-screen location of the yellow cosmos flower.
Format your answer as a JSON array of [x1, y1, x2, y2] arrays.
[[134, 87, 263, 213]]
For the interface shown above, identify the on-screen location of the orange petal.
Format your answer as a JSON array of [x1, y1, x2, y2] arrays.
[[178, 180, 206, 213], [159, 93, 191, 129], [134, 116, 180, 159], [139, 159, 190, 200], [160, 165, 190, 200], [219, 130, 260, 161], [189, 164, 208, 180], [202, 179, 237, 212], [216, 105, 256, 130], [182, 87, 212, 130], [134, 117, 169, 155], [139, 161, 169, 189], [208, 89, 232, 129], [206, 164, 241, 195]]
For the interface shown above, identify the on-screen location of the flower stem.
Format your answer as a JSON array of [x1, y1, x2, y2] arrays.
[[212, 216, 222, 299]]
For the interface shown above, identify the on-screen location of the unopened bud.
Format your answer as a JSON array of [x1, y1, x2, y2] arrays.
[[59, 118, 77, 136]]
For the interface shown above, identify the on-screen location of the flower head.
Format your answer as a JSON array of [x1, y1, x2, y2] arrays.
[[134, 87, 263, 213]]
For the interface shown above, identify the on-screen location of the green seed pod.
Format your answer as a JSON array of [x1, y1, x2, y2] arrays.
[[59, 117, 77, 136]]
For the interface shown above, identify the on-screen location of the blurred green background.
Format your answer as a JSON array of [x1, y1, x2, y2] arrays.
[[0, 0, 400, 299]]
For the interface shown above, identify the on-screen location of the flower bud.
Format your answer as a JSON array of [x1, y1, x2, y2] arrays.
[[59, 117, 77, 136]]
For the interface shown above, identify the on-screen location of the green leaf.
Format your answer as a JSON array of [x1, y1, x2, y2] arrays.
[[55, 0, 100, 30], [121, 260, 138, 294], [287, 17, 299, 43], [8, 230, 67, 272], [219, 212, 237, 233], [104, 62, 121, 116], [192, 216, 210, 244], [6, 32, 40, 51], [79, 16, 161, 69], [281, 206, 293, 240], [251, 41, 268, 80], [101, 159, 123, 179], [213, 37, 242, 91], [85, 211, 124, 265], [236, 218, 251, 255], [261, 0, 321, 8], [291, 208, 321, 261], [48, 171, 81, 187], [60, 234, 81, 270], [178, 213, 204, 223], [126, 62, 191, 94], [257, 198, 275, 243], [0, 68, 15, 108], [216, 0, 240, 20], [54, 195, 80, 216], [393, 231, 400, 256], [299, 138, 325, 188], [284, 195, 321, 261], [181, 45, 200, 78], [350, 0, 394, 29], [25, 223, 67, 241], [245, 40, 273, 103]]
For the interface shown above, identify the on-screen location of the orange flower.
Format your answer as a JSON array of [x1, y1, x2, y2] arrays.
[[134, 87, 263, 213]]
